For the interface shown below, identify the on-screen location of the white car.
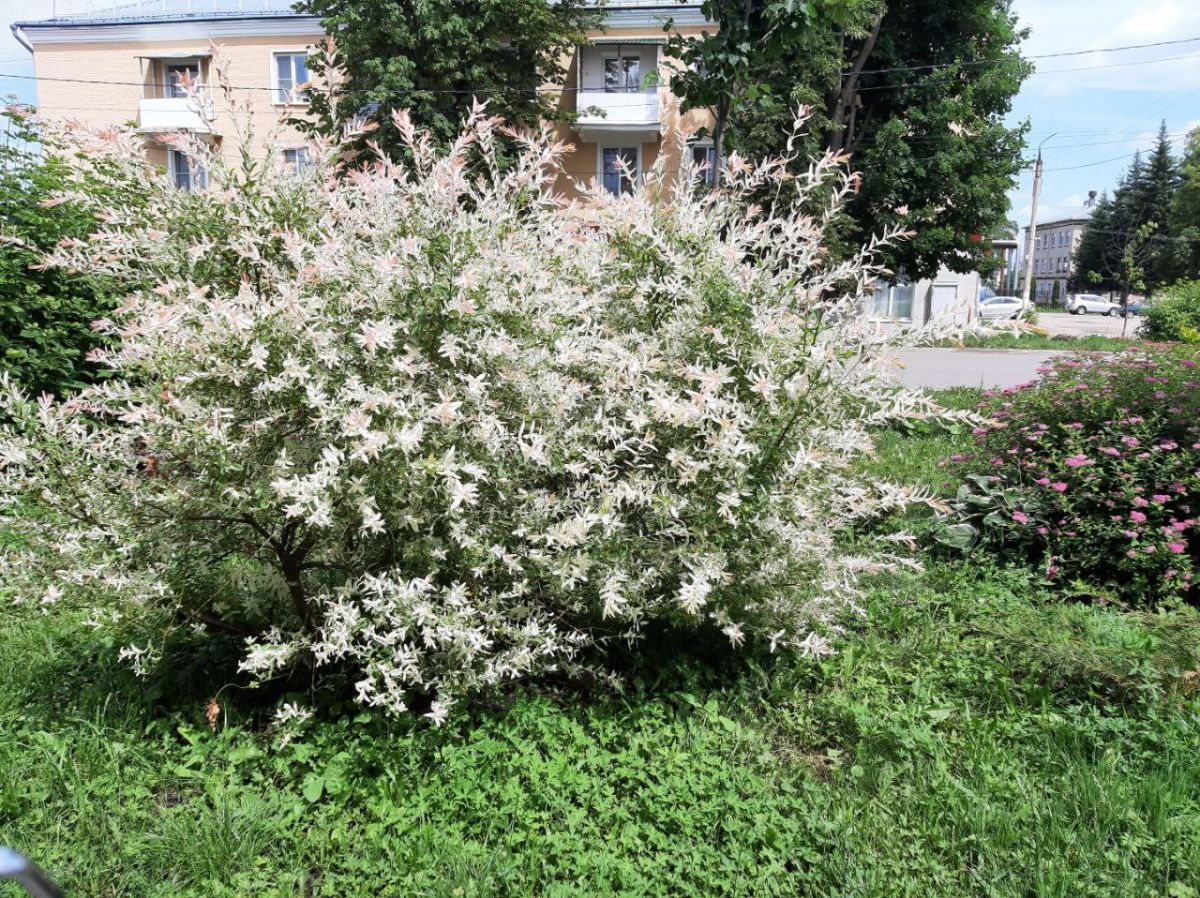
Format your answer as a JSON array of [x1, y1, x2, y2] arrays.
[[1065, 294, 1121, 316], [978, 295, 1032, 320]]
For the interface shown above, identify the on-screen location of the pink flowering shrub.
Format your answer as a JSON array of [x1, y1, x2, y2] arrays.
[[0, 107, 959, 720], [941, 350, 1200, 604]]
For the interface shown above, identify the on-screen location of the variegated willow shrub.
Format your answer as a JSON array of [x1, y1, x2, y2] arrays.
[[0, 105, 961, 722]]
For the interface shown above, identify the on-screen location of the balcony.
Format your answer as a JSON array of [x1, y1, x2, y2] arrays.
[[573, 42, 663, 143], [138, 95, 215, 134], [137, 57, 215, 135]]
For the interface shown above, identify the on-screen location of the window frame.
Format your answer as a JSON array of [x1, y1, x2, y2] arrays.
[[282, 146, 311, 174], [273, 51, 311, 105], [688, 141, 716, 184], [162, 59, 202, 99], [870, 282, 915, 321], [603, 55, 642, 93], [168, 148, 207, 191], [598, 144, 641, 196]]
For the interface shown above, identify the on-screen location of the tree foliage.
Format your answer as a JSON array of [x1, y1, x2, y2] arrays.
[[0, 112, 126, 395], [1166, 128, 1200, 283], [295, 0, 598, 154], [1073, 126, 1183, 300], [668, 0, 1031, 280], [1141, 280, 1200, 343]]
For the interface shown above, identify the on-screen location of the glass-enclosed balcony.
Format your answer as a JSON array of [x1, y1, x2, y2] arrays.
[[574, 42, 662, 140], [137, 55, 215, 134]]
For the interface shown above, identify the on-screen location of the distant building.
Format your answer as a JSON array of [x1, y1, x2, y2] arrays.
[[1019, 213, 1091, 303], [868, 267, 982, 327], [11, 0, 715, 200], [988, 238, 1020, 295]]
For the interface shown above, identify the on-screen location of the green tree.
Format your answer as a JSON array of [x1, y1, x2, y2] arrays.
[[668, 0, 1031, 280], [1075, 134, 1180, 301], [1125, 122, 1180, 290], [665, 0, 871, 185], [1072, 189, 1120, 295], [0, 112, 122, 395], [296, 0, 598, 155], [1166, 127, 1200, 282]]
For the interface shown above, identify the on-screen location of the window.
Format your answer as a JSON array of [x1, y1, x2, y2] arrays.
[[282, 147, 311, 174], [604, 56, 641, 93], [164, 61, 200, 99], [601, 146, 638, 195], [274, 52, 311, 104], [870, 283, 915, 320], [690, 144, 716, 184], [169, 149, 207, 191]]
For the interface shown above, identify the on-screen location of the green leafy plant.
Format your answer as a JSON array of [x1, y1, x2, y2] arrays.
[[0, 110, 134, 395], [295, 0, 598, 155], [669, 0, 1032, 280], [938, 349, 1200, 604], [1143, 280, 1200, 343]]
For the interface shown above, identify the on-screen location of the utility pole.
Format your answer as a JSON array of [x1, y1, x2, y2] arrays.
[[1021, 133, 1057, 308]]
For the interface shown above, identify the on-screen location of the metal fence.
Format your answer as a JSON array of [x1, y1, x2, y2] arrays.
[[49, 0, 300, 20]]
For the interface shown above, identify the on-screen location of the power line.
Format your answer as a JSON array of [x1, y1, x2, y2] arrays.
[[1033, 51, 1200, 75], [846, 52, 1200, 95], [851, 34, 1200, 76], [1037, 130, 1192, 152], [4, 38, 1200, 98], [1044, 151, 1144, 173]]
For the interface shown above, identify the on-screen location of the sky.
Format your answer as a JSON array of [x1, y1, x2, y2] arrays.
[[1006, 0, 1200, 229], [0, 0, 52, 106], [2, 0, 1200, 229]]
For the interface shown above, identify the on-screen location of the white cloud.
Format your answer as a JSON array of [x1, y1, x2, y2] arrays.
[[1013, 0, 1200, 96]]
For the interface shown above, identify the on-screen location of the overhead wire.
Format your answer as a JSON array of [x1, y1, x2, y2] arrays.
[[1, 30, 1200, 97]]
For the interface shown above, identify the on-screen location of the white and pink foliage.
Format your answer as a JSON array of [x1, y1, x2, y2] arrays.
[[0, 105, 956, 719]]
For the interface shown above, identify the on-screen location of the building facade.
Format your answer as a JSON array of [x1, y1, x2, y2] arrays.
[[12, 0, 712, 198], [868, 267, 982, 328], [1019, 214, 1090, 303], [12, 3, 325, 184]]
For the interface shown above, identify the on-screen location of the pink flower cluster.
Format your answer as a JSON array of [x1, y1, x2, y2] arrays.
[[953, 350, 1200, 603]]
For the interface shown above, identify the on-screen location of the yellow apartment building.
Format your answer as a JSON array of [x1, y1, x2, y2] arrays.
[[12, 0, 716, 198]]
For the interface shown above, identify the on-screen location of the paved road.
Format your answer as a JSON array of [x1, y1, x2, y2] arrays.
[[894, 349, 1065, 390], [1038, 311, 1141, 338]]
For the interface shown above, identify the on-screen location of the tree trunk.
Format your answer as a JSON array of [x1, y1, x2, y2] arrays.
[[825, 10, 884, 154], [712, 95, 730, 188]]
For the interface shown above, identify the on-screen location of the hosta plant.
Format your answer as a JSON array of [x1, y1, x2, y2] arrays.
[[0, 105, 961, 721]]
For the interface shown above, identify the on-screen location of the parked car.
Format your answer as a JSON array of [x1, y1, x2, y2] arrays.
[[1122, 300, 1143, 316], [978, 295, 1032, 320], [1065, 294, 1120, 316]]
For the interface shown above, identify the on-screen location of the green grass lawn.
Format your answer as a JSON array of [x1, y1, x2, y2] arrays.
[[863, 386, 982, 495], [935, 331, 1138, 351], [3, 391, 1199, 898]]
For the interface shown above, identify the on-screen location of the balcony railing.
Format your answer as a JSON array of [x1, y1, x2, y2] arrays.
[[138, 91, 215, 133], [575, 88, 660, 130]]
